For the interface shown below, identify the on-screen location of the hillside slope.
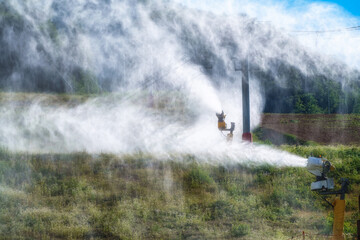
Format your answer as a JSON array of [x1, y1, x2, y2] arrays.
[[0, 146, 359, 239], [260, 114, 360, 145]]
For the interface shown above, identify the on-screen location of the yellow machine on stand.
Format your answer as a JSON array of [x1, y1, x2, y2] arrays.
[[216, 111, 235, 141], [357, 195, 360, 240], [306, 157, 349, 240], [332, 199, 345, 240]]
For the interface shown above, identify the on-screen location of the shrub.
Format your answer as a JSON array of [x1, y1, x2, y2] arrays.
[[231, 223, 250, 237], [183, 165, 214, 190], [294, 94, 323, 114], [208, 200, 232, 220]]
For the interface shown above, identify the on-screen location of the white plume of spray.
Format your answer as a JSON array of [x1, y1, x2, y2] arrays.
[[178, 0, 360, 71], [0, 93, 305, 167], [9, 0, 358, 166]]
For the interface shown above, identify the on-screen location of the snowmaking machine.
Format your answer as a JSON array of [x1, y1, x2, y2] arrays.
[[216, 111, 235, 141], [306, 157, 349, 240]]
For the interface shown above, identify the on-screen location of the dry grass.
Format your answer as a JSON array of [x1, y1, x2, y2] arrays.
[[0, 148, 358, 239]]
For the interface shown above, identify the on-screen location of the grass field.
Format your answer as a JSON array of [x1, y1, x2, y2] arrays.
[[0, 93, 359, 239], [0, 146, 359, 239]]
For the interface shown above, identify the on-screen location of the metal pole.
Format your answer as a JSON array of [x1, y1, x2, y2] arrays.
[[241, 56, 252, 142], [332, 179, 348, 240], [332, 199, 345, 240], [357, 195, 360, 240], [242, 58, 250, 133]]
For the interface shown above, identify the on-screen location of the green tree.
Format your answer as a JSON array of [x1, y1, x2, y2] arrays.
[[294, 94, 322, 114]]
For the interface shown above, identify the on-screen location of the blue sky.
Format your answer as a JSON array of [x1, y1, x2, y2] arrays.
[[177, 0, 360, 26], [178, 0, 360, 18], [310, 0, 360, 16]]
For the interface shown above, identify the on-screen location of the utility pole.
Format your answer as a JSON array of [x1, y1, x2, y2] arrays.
[[241, 56, 252, 142], [357, 194, 360, 240], [233, 56, 252, 142]]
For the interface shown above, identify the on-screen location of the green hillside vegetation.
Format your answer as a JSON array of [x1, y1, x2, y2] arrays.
[[0, 146, 359, 239], [258, 66, 360, 114]]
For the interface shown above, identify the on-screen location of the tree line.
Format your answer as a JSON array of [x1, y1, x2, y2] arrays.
[[257, 65, 360, 114]]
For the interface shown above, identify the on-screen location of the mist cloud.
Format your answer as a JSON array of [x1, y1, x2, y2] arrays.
[[4, 0, 356, 166]]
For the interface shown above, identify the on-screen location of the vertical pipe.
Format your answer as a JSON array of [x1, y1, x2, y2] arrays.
[[357, 195, 360, 240], [242, 58, 250, 133], [332, 199, 345, 240], [241, 57, 252, 142]]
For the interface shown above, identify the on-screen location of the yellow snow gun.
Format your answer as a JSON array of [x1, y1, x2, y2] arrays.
[[216, 111, 235, 141]]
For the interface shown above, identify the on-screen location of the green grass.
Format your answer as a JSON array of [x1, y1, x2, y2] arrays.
[[0, 147, 358, 239], [0, 94, 358, 239]]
